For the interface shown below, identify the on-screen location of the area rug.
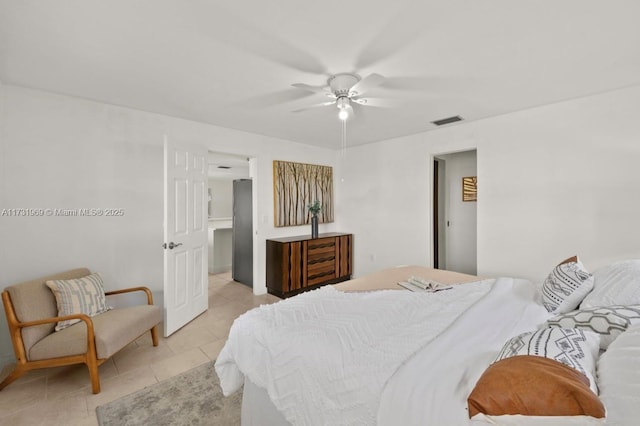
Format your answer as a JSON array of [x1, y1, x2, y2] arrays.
[[96, 361, 242, 425]]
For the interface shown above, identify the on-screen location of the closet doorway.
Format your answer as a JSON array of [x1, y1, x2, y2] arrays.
[[433, 150, 477, 275]]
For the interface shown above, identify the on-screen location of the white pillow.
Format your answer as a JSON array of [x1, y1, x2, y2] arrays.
[[494, 327, 600, 394], [541, 256, 594, 314], [597, 324, 640, 425], [581, 260, 640, 308], [546, 305, 640, 349]]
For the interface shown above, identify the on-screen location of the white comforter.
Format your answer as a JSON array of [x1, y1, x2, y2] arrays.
[[378, 277, 552, 425], [215, 278, 551, 425]]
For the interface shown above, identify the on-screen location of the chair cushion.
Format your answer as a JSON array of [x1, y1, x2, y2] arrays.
[[46, 272, 110, 331], [28, 304, 162, 361], [6, 268, 91, 354]]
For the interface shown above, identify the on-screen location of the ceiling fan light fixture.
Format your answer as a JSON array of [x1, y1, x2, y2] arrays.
[[336, 96, 350, 120]]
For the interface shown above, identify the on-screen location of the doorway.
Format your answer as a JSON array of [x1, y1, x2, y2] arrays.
[[207, 152, 251, 281], [433, 150, 477, 275]]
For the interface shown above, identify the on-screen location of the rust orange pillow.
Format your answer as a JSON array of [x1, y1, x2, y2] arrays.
[[468, 355, 605, 418]]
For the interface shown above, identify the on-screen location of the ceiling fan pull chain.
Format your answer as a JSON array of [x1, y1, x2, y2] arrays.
[[341, 119, 347, 158]]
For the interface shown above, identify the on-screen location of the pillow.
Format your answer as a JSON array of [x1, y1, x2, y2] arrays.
[[546, 305, 640, 349], [494, 327, 600, 394], [468, 355, 605, 418], [46, 272, 110, 331], [541, 256, 594, 314], [597, 324, 640, 425], [581, 259, 640, 308]]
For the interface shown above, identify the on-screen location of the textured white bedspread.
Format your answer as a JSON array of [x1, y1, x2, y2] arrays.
[[215, 280, 494, 426], [378, 277, 552, 425]]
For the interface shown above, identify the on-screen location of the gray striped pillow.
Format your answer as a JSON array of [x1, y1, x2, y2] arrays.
[[46, 272, 110, 331]]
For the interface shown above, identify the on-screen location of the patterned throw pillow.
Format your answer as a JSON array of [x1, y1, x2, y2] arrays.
[[541, 256, 594, 314], [494, 327, 600, 394], [46, 272, 110, 331], [547, 305, 640, 349]]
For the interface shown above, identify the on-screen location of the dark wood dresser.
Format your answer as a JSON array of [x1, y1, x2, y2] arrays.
[[266, 233, 353, 298]]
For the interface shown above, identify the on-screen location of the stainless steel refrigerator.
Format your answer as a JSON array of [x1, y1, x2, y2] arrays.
[[232, 179, 253, 287]]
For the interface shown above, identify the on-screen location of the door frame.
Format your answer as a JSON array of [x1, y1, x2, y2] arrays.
[[201, 150, 260, 293], [430, 149, 478, 273]]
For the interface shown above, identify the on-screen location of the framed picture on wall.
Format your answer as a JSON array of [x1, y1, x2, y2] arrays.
[[273, 160, 334, 227], [462, 176, 477, 202]]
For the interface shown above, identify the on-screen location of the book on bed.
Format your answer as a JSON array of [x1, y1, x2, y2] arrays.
[[398, 276, 453, 292]]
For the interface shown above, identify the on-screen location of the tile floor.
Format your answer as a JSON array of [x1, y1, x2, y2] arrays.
[[0, 272, 280, 426]]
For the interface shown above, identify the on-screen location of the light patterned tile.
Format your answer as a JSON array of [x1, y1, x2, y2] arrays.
[[85, 366, 158, 411], [201, 338, 228, 361], [164, 325, 218, 354], [0, 374, 47, 415], [2, 365, 49, 387], [215, 283, 253, 301], [150, 348, 210, 382], [208, 301, 251, 322], [112, 340, 175, 375], [45, 364, 93, 396], [1, 388, 94, 426], [0, 409, 98, 426]]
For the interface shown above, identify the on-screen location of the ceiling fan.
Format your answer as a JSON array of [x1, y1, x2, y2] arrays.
[[291, 72, 394, 121]]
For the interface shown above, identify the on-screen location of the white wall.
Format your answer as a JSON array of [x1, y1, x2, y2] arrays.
[[0, 85, 339, 366], [340, 85, 640, 282], [208, 179, 234, 274], [208, 178, 233, 218], [438, 150, 477, 275]]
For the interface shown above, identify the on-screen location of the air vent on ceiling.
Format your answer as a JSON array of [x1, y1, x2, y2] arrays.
[[431, 115, 463, 126], [217, 166, 231, 169]]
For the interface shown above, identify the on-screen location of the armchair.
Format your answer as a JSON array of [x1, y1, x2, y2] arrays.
[[0, 268, 162, 394]]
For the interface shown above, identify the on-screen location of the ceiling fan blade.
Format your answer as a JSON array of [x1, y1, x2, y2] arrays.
[[351, 97, 399, 108], [238, 88, 316, 108], [292, 83, 331, 95], [354, 1, 430, 69], [291, 101, 336, 113], [203, 6, 327, 74], [381, 76, 466, 92], [349, 73, 385, 96]]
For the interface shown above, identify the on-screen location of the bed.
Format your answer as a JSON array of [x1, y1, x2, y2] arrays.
[[215, 261, 640, 425]]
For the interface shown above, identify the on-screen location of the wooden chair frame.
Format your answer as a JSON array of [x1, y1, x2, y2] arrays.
[[0, 287, 159, 394]]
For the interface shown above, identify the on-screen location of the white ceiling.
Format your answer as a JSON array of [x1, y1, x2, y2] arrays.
[[208, 151, 249, 180], [1, 1, 639, 149]]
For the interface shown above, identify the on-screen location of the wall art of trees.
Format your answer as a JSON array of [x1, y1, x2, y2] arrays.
[[273, 160, 334, 227]]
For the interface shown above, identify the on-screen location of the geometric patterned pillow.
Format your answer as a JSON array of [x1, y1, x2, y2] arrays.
[[547, 305, 640, 349], [494, 327, 601, 394], [45, 272, 110, 331], [541, 256, 594, 314]]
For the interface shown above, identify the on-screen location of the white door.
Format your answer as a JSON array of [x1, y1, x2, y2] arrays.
[[163, 136, 208, 337]]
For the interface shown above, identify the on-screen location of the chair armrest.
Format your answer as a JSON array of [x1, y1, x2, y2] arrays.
[[105, 286, 154, 305], [16, 312, 93, 329]]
